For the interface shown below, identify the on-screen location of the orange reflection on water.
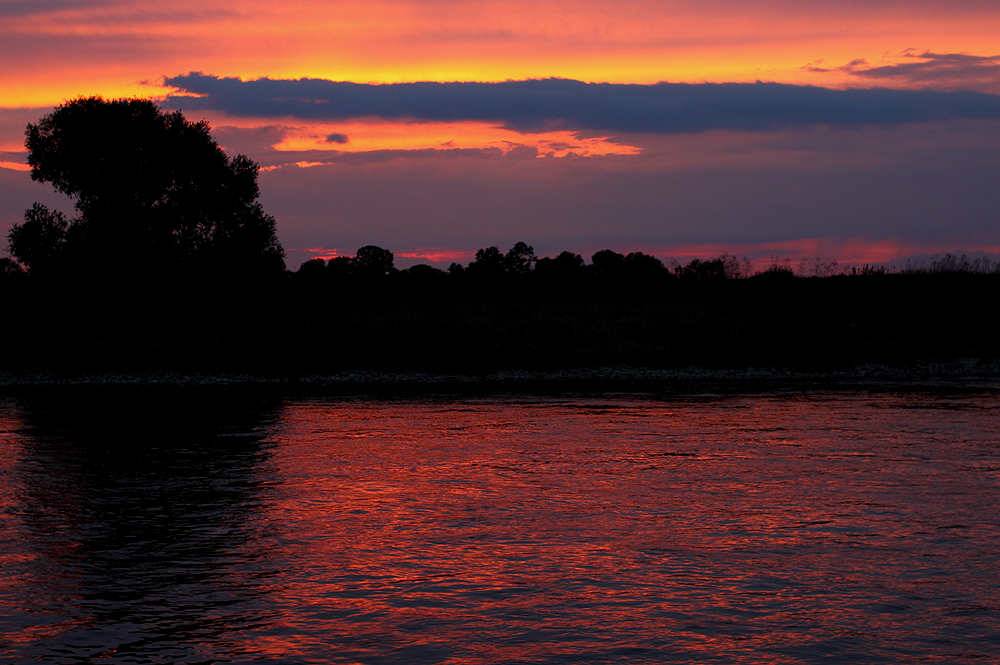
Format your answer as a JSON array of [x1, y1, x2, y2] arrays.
[[2, 392, 999, 662], [250, 394, 1000, 661]]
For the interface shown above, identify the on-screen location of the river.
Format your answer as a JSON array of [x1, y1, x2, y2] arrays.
[[1, 387, 998, 663]]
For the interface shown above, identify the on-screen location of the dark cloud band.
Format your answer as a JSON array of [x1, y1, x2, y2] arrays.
[[164, 73, 1000, 134]]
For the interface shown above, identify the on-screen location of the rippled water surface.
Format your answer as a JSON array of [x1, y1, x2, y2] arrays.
[[1, 388, 999, 663]]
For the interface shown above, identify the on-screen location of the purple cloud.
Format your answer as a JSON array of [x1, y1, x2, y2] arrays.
[[164, 73, 1000, 135], [840, 52, 1000, 92]]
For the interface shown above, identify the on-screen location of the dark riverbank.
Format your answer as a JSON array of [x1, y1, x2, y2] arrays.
[[2, 271, 997, 376], [2, 364, 1000, 397]]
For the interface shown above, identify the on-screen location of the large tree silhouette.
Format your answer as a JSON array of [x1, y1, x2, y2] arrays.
[[11, 97, 285, 278]]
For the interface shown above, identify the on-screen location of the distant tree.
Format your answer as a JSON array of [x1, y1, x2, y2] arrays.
[[535, 251, 585, 280], [475, 246, 504, 265], [671, 254, 748, 280], [624, 251, 665, 279], [555, 251, 584, 269], [405, 263, 443, 276], [296, 257, 328, 280], [402, 263, 446, 283], [467, 245, 505, 279], [328, 255, 355, 280], [720, 254, 752, 279], [504, 242, 537, 274], [674, 257, 726, 280], [11, 96, 285, 277], [590, 249, 625, 277], [353, 245, 394, 277]]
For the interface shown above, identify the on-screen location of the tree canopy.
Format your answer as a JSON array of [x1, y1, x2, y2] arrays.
[[354, 245, 395, 277], [10, 96, 285, 278]]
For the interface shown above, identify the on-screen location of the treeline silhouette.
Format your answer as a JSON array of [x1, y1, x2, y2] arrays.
[[2, 97, 997, 376], [4, 236, 996, 374], [292, 243, 1000, 288]]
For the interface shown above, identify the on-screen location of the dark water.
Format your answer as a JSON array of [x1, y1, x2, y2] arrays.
[[1, 389, 999, 663]]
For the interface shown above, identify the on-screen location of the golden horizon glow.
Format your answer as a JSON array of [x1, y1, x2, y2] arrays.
[[3, 0, 999, 108]]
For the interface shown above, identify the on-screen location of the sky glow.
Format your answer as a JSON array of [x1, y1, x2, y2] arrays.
[[3, 0, 1000, 267]]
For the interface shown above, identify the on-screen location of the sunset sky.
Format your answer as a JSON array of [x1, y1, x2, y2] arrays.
[[2, 0, 999, 268]]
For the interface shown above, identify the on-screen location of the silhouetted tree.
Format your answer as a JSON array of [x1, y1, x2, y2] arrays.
[[328, 255, 355, 280], [401, 263, 446, 283], [674, 254, 749, 280], [535, 251, 586, 281], [591, 249, 626, 277], [721, 254, 751, 279], [13, 96, 285, 278], [296, 257, 328, 280], [674, 257, 726, 280], [504, 242, 537, 274], [6, 203, 68, 275], [556, 251, 584, 268], [624, 251, 666, 280], [467, 245, 505, 279], [353, 245, 394, 277]]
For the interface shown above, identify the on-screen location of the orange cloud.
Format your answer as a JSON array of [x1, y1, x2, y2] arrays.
[[4, 0, 1000, 108], [272, 120, 639, 157], [198, 110, 642, 160]]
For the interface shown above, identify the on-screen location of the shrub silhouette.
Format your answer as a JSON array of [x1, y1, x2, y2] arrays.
[[10, 96, 285, 278], [851, 264, 888, 276], [753, 257, 796, 280], [902, 253, 1000, 275]]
